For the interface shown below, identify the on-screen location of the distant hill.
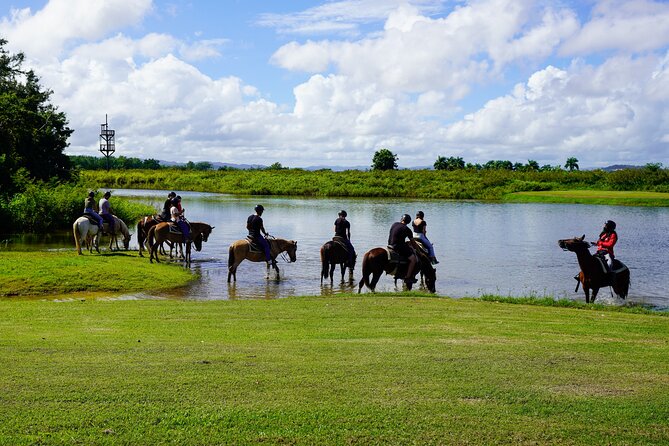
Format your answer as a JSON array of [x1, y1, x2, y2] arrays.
[[600, 164, 642, 172]]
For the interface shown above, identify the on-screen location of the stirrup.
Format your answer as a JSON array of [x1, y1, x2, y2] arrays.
[[573, 274, 580, 281]]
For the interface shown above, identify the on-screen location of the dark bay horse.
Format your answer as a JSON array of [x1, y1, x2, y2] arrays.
[[320, 239, 356, 284], [358, 241, 436, 293], [148, 222, 213, 265], [558, 235, 630, 303], [137, 216, 161, 257], [227, 238, 297, 282]]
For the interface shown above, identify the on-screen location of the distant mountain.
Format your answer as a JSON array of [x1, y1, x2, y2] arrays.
[[600, 164, 643, 172]]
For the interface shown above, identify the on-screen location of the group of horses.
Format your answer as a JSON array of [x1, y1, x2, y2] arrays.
[[73, 212, 627, 301]]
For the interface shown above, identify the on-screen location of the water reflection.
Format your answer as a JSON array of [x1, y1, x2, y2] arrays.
[[4, 188, 668, 309]]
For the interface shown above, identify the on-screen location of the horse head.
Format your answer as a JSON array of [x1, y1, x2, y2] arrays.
[[287, 240, 297, 262], [193, 234, 203, 252], [558, 235, 587, 252]]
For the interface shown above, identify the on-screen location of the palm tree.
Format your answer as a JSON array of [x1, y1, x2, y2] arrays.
[[564, 157, 579, 171]]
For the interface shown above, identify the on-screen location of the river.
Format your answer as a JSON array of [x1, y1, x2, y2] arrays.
[[5, 189, 668, 309]]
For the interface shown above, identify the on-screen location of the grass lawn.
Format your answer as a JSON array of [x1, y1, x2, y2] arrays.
[[0, 295, 667, 445], [0, 251, 194, 297], [505, 190, 669, 206]]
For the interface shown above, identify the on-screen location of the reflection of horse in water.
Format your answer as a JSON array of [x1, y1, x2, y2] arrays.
[[227, 237, 297, 282], [320, 238, 356, 284], [73, 216, 131, 255], [148, 222, 213, 265], [558, 235, 630, 303], [358, 240, 436, 293]]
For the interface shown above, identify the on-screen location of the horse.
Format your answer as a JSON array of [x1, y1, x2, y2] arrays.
[[73, 216, 131, 255], [147, 221, 213, 265], [227, 237, 297, 282], [73, 216, 101, 255], [558, 235, 630, 303], [137, 215, 161, 257], [358, 241, 436, 293], [320, 239, 356, 284]]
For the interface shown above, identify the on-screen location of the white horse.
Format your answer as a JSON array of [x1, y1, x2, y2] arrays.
[[73, 216, 131, 255]]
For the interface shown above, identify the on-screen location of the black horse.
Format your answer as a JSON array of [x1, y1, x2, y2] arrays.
[[320, 239, 356, 284], [358, 240, 436, 293]]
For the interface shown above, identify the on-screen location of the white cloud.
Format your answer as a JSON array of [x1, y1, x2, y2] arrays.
[[560, 0, 669, 55], [0, 0, 153, 58]]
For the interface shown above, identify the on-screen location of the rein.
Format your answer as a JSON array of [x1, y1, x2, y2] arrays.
[[267, 235, 291, 263]]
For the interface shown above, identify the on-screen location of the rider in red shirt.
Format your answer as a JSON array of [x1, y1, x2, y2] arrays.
[[593, 220, 617, 270]]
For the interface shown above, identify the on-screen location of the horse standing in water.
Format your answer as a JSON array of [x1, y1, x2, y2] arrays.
[[148, 221, 213, 265], [358, 240, 436, 293], [320, 239, 356, 284], [227, 237, 297, 282], [558, 235, 630, 303]]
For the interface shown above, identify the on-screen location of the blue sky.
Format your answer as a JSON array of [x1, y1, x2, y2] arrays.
[[1, 0, 668, 168]]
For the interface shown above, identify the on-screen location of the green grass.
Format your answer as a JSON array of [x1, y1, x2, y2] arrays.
[[506, 190, 669, 206], [0, 251, 194, 297], [0, 295, 668, 444]]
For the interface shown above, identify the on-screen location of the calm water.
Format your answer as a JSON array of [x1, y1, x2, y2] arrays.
[[4, 189, 668, 309]]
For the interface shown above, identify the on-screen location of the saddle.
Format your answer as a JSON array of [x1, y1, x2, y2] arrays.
[[412, 238, 429, 257], [582, 253, 628, 286], [168, 223, 183, 235], [332, 236, 350, 253], [82, 213, 99, 226], [246, 236, 265, 253]]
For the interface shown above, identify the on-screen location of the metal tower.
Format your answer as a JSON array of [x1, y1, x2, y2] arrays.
[[99, 114, 116, 171]]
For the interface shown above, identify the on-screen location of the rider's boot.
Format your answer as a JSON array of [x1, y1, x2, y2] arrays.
[[430, 256, 439, 265]]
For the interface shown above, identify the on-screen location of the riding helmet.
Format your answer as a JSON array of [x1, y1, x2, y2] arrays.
[[604, 220, 616, 231], [168, 191, 176, 198], [401, 214, 411, 224], [88, 191, 95, 197], [255, 204, 264, 213], [416, 211, 424, 219], [338, 210, 347, 217]]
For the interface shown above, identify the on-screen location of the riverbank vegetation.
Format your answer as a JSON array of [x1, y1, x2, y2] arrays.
[[81, 165, 669, 202], [0, 251, 194, 296], [1, 295, 667, 444]]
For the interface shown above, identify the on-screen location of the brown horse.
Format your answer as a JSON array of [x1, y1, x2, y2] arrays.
[[320, 239, 356, 284], [358, 241, 436, 293], [227, 237, 297, 282], [558, 235, 630, 303], [148, 221, 213, 264], [137, 215, 162, 257]]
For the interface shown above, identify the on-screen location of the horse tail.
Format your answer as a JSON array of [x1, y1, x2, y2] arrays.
[[73, 220, 81, 253], [320, 244, 329, 280], [228, 244, 235, 270], [616, 269, 630, 300], [148, 224, 156, 248], [137, 219, 144, 243]]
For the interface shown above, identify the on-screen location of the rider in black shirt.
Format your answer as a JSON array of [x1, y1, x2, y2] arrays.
[[333, 210, 355, 265], [159, 191, 176, 221], [247, 204, 271, 262], [388, 214, 417, 283]]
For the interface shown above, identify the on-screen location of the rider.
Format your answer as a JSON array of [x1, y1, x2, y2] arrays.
[[99, 191, 115, 235], [388, 214, 417, 284], [334, 210, 356, 265], [412, 211, 438, 265], [159, 191, 176, 221], [593, 220, 617, 271], [247, 204, 271, 263], [170, 196, 191, 242], [83, 191, 103, 230]]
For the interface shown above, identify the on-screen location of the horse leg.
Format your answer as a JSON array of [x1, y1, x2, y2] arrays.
[[339, 263, 345, 283], [591, 287, 599, 303]]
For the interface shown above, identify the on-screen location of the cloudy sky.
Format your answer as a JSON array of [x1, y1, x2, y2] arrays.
[[1, 0, 668, 168]]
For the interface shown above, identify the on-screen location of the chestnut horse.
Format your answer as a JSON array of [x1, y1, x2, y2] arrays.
[[320, 239, 356, 284], [227, 237, 297, 282], [148, 222, 213, 265], [358, 241, 436, 293], [558, 235, 630, 303]]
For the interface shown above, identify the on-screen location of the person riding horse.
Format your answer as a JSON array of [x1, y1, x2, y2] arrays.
[[170, 196, 191, 242], [247, 204, 272, 264], [334, 210, 356, 266], [99, 191, 115, 235], [388, 214, 418, 284], [158, 191, 176, 222], [593, 220, 618, 272], [83, 191, 103, 230], [412, 211, 438, 265]]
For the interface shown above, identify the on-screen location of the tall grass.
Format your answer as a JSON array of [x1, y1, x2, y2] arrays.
[[80, 167, 669, 200], [1, 182, 155, 233]]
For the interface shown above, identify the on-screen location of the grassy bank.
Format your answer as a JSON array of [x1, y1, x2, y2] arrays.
[[0, 251, 194, 296], [0, 295, 667, 444], [80, 167, 669, 201], [506, 190, 669, 206]]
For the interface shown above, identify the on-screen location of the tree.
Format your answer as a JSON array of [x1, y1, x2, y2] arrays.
[[564, 157, 579, 171], [371, 148, 398, 171], [0, 39, 73, 196], [526, 160, 539, 171], [434, 156, 465, 171]]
